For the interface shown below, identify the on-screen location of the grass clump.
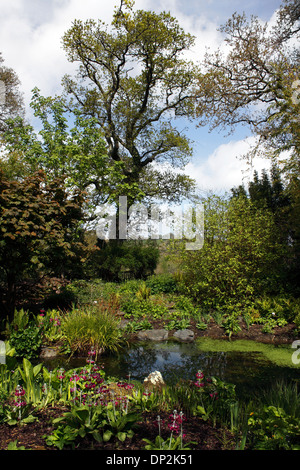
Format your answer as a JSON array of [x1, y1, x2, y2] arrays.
[[61, 305, 125, 357]]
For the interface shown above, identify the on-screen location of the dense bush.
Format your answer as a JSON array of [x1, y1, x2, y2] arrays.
[[175, 196, 289, 311], [90, 240, 159, 282], [145, 273, 178, 294], [9, 325, 42, 360]]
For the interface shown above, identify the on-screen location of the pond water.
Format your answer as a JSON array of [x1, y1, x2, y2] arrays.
[[42, 339, 300, 398]]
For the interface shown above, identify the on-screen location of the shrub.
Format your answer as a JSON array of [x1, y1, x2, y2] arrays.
[[9, 325, 42, 360], [93, 240, 159, 282], [121, 298, 169, 320], [145, 274, 178, 294]]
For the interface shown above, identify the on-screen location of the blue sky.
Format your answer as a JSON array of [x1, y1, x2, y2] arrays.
[[0, 0, 283, 194]]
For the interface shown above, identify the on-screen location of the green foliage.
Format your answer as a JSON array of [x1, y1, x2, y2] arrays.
[[125, 319, 153, 333], [5, 402, 37, 426], [100, 407, 140, 443], [0, 53, 25, 134], [247, 406, 300, 450], [66, 279, 118, 305], [0, 170, 86, 317], [36, 309, 63, 344], [61, 305, 125, 356], [164, 318, 191, 331], [1, 355, 300, 450], [9, 326, 42, 360], [177, 195, 288, 310], [94, 241, 159, 282], [136, 283, 151, 301], [193, 371, 237, 427], [145, 274, 178, 294], [255, 380, 300, 419], [143, 434, 194, 450], [3, 89, 123, 211], [6, 440, 28, 450], [2, 308, 30, 337], [198, 4, 299, 163], [222, 315, 242, 340], [122, 298, 169, 320], [46, 403, 140, 449], [61, 3, 198, 206], [45, 424, 78, 450], [49, 405, 104, 446]]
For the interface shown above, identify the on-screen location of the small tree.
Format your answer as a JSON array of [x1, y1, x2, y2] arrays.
[[0, 170, 86, 318], [176, 195, 287, 309]]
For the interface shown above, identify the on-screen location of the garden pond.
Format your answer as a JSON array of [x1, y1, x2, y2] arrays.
[[40, 338, 300, 399]]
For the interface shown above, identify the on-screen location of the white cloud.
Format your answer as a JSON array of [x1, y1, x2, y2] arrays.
[[0, 0, 120, 112], [0, 0, 223, 115], [184, 136, 272, 194]]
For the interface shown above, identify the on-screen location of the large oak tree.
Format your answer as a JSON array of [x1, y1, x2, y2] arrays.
[[61, 0, 199, 207]]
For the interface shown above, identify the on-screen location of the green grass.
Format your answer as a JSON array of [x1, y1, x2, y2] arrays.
[[61, 306, 126, 356]]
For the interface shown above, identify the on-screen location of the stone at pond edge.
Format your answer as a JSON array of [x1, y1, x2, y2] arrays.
[[137, 329, 169, 341], [39, 346, 61, 359], [143, 371, 166, 392], [172, 329, 195, 342]]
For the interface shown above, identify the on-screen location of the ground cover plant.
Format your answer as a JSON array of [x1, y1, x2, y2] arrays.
[[0, 276, 299, 452], [2, 274, 300, 364], [0, 355, 299, 451]]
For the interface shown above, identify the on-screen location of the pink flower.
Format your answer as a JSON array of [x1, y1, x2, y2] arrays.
[[15, 386, 25, 397], [125, 384, 134, 390], [196, 371, 204, 379], [13, 400, 26, 407], [194, 382, 205, 387]]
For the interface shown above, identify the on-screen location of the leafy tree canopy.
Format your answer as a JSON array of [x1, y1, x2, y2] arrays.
[[0, 170, 87, 316], [0, 53, 25, 133], [60, 0, 199, 206], [195, 0, 300, 178]]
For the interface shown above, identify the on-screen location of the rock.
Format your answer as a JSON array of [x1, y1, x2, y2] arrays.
[[143, 371, 166, 392], [172, 329, 195, 342], [39, 346, 61, 359], [137, 329, 169, 341], [119, 319, 130, 329]]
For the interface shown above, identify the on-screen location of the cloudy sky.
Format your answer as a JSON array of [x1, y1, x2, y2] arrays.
[[0, 0, 283, 194]]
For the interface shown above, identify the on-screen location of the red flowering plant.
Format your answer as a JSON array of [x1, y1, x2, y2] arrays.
[[36, 309, 63, 344], [143, 410, 195, 450], [193, 369, 237, 425], [5, 385, 37, 425]]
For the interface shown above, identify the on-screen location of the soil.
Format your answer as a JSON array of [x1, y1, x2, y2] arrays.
[[0, 406, 236, 451]]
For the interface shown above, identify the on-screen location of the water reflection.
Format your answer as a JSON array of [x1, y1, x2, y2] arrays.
[[119, 341, 266, 384], [41, 340, 300, 397]]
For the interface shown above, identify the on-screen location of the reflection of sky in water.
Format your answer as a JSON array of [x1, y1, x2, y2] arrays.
[[41, 341, 300, 397], [121, 342, 268, 385]]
